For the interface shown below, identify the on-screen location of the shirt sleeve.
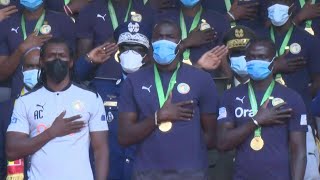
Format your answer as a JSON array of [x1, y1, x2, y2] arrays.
[[7, 98, 29, 134], [217, 90, 235, 123], [89, 94, 109, 132], [118, 77, 138, 113], [199, 73, 219, 114], [288, 90, 308, 132]]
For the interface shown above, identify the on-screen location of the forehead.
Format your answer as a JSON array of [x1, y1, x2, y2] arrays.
[[247, 43, 271, 55], [269, 0, 291, 5], [44, 43, 69, 54], [153, 23, 179, 37]]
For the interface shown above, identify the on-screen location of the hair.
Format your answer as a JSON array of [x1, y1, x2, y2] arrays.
[[246, 38, 277, 58], [153, 19, 181, 37], [36, 38, 77, 87]]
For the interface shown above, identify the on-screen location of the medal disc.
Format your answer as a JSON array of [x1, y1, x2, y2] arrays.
[[159, 122, 172, 132], [0, 0, 10, 6], [250, 137, 264, 151], [272, 98, 284, 106], [289, 43, 301, 55], [40, 25, 51, 35]]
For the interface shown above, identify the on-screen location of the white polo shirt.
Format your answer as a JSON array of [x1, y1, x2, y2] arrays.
[[7, 83, 108, 180]]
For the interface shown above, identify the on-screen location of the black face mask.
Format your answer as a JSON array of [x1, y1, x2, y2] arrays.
[[44, 59, 69, 84]]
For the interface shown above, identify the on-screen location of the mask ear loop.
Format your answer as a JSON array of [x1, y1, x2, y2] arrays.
[[288, 3, 294, 17], [175, 39, 182, 56], [269, 56, 276, 71]]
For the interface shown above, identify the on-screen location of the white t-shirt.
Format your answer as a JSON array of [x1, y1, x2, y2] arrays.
[[7, 83, 108, 180]]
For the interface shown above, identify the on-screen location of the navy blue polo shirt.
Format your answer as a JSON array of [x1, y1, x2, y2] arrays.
[[218, 83, 307, 180], [0, 10, 75, 55], [293, 0, 320, 38], [76, 0, 152, 47], [202, 0, 267, 31], [0, 0, 20, 9], [119, 63, 218, 171], [311, 90, 320, 117], [258, 26, 320, 109], [45, 0, 65, 12], [157, 8, 229, 64]]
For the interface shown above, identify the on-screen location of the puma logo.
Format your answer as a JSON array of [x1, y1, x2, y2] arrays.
[[36, 103, 45, 110], [236, 96, 245, 104], [11, 27, 19, 34], [97, 14, 107, 21], [142, 85, 152, 93]]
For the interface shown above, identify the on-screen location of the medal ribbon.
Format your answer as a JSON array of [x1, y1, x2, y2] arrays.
[[21, 10, 46, 40], [108, 0, 132, 30], [64, 0, 70, 5], [224, 0, 236, 27], [248, 80, 275, 137], [299, 0, 315, 29], [270, 26, 294, 84], [154, 63, 180, 108], [180, 7, 202, 61]]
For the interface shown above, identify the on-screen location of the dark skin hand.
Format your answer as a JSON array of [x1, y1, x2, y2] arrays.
[[217, 100, 292, 150], [86, 42, 118, 64], [273, 50, 306, 74], [181, 26, 217, 49], [0, 5, 18, 22], [77, 38, 94, 59], [228, 0, 259, 21], [91, 131, 109, 180], [0, 32, 52, 81], [293, 0, 320, 25], [6, 111, 83, 160]]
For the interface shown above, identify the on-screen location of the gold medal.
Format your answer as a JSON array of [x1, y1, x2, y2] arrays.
[[0, 0, 10, 6], [250, 136, 264, 151], [182, 59, 192, 65], [305, 27, 315, 36], [114, 50, 120, 62], [159, 122, 172, 132], [272, 98, 284, 106], [200, 19, 210, 31], [40, 22, 51, 35]]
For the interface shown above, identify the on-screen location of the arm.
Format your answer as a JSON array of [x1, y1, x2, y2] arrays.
[[216, 121, 256, 151], [289, 131, 307, 180], [6, 131, 53, 160], [200, 113, 217, 149], [0, 51, 23, 81], [118, 112, 156, 147], [91, 131, 109, 180], [77, 38, 93, 59], [310, 74, 320, 98]]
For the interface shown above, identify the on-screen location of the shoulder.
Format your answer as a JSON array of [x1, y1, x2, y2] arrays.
[[221, 84, 247, 98], [47, 10, 73, 23], [274, 83, 303, 100], [18, 85, 45, 103], [127, 65, 153, 80], [182, 64, 212, 79], [79, 0, 104, 15], [72, 82, 99, 98]]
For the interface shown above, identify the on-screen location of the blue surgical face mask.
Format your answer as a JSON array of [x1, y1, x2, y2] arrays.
[[180, 0, 200, 7], [230, 56, 248, 77], [23, 69, 39, 89], [268, 4, 290, 27], [152, 40, 179, 65], [20, 0, 43, 12], [246, 58, 274, 81]]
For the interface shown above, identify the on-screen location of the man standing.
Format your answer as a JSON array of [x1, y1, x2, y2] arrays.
[[5, 38, 109, 180], [217, 39, 307, 180], [118, 20, 218, 179]]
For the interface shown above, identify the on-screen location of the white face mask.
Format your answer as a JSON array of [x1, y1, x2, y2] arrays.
[[23, 69, 39, 89], [268, 4, 290, 27], [119, 50, 144, 74]]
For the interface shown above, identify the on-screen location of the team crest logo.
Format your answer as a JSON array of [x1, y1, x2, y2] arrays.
[[72, 100, 85, 112], [106, 111, 114, 122], [177, 83, 190, 94], [128, 22, 140, 33], [272, 98, 284, 106], [235, 29, 244, 38], [289, 43, 301, 55]]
